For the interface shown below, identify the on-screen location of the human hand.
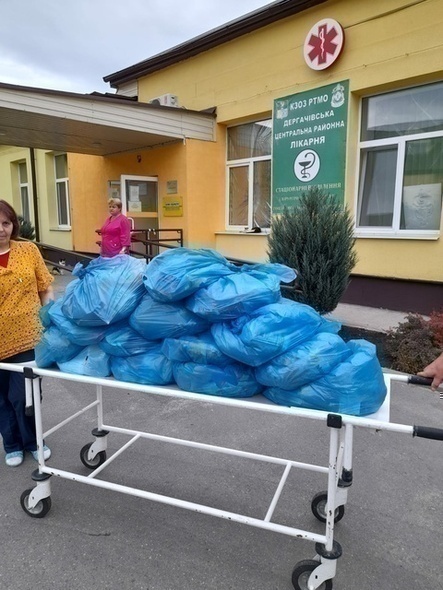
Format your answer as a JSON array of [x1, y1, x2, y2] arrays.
[[39, 285, 55, 306], [417, 352, 443, 390]]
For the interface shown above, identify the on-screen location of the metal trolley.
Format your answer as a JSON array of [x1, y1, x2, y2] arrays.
[[1, 361, 442, 590]]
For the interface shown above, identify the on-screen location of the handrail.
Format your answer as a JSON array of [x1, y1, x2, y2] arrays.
[[129, 228, 183, 261], [19, 238, 96, 272]]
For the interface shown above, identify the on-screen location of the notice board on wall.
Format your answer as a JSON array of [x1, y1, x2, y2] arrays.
[[272, 80, 349, 214], [162, 196, 183, 217]]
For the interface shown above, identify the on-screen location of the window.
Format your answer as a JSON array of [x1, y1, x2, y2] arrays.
[[357, 82, 443, 237], [18, 161, 31, 221], [54, 154, 70, 227], [227, 120, 271, 230]]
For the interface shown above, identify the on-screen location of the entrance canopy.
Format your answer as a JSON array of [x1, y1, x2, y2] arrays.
[[0, 83, 215, 156]]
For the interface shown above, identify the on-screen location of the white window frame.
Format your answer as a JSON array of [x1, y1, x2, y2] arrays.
[[226, 120, 272, 232], [54, 154, 70, 229], [355, 86, 443, 240], [18, 160, 31, 222]]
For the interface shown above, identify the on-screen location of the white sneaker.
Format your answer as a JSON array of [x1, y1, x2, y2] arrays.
[[30, 445, 51, 461], [5, 451, 24, 467]]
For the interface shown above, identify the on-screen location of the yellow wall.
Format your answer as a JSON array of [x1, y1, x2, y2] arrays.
[[353, 238, 443, 281], [69, 138, 225, 253], [136, 0, 443, 282], [215, 233, 269, 263], [39, 151, 73, 250], [67, 153, 108, 252], [182, 135, 226, 249], [138, 0, 443, 120], [0, 146, 29, 213], [0, 146, 73, 250]]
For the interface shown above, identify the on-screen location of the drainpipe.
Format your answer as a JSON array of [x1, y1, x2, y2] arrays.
[[29, 147, 40, 241]]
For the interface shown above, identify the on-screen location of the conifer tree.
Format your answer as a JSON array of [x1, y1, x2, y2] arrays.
[[18, 216, 36, 240], [268, 187, 357, 314]]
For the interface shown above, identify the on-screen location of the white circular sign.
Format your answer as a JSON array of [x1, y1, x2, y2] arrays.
[[294, 150, 320, 182], [303, 18, 344, 70]]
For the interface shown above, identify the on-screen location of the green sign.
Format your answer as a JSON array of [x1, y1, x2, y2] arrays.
[[272, 80, 349, 214]]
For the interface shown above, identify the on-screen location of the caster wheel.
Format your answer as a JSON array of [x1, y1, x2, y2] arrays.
[[20, 488, 52, 518], [311, 492, 345, 524], [80, 442, 107, 469], [292, 559, 333, 590]]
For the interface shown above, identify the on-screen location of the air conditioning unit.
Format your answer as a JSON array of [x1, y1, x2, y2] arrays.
[[148, 93, 179, 107]]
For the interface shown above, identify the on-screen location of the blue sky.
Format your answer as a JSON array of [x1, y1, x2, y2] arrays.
[[0, 0, 273, 94]]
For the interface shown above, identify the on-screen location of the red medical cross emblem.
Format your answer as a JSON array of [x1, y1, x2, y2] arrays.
[[308, 24, 338, 64], [303, 19, 344, 71]]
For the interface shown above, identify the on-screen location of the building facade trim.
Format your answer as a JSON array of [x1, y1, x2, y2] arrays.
[[103, 0, 327, 87], [0, 83, 215, 155]]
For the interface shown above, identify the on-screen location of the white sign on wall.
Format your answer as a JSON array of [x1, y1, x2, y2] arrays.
[[303, 18, 344, 70]]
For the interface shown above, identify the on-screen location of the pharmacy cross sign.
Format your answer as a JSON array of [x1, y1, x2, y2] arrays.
[[303, 18, 344, 70]]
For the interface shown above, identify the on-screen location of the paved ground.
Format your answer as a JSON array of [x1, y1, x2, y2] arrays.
[[0, 374, 442, 590], [329, 303, 413, 333]]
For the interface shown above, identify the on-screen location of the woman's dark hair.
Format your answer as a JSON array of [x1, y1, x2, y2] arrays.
[[0, 199, 20, 239]]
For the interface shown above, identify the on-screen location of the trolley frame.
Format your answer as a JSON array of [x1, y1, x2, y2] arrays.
[[1, 361, 442, 590]]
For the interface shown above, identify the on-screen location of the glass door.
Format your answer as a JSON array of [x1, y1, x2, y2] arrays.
[[120, 175, 158, 230], [120, 175, 159, 256]]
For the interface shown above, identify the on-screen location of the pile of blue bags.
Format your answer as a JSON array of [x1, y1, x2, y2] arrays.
[[36, 248, 387, 416]]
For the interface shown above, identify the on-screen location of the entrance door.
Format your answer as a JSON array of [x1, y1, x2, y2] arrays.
[[120, 175, 158, 256], [120, 175, 158, 229]]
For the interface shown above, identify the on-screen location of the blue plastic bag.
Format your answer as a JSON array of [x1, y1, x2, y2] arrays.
[[173, 361, 263, 398], [263, 340, 387, 416], [39, 300, 54, 329], [186, 264, 295, 321], [143, 248, 237, 302], [211, 300, 340, 367], [161, 332, 234, 367], [48, 298, 109, 346], [255, 332, 351, 390], [111, 348, 174, 385], [62, 255, 146, 326], [35, 326, 83, 368], [99, 323, 159, 357], [240, 262, 296, 283], [58, 345, 112, 377], [129, 293, 209, 340]]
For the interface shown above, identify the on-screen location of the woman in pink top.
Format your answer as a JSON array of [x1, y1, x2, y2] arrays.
[[99, 198, 132, 257]]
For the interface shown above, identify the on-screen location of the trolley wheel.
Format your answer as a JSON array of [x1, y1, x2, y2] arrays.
[[20, 488, 52, 518], [311, 492, 345, 524], [292, 559, 333, 590], [80, 442, 107, 469]]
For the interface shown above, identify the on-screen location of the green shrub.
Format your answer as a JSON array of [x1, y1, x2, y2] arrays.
[[385, 313, 440, 374], [267, 187, 357, 314], [18, 216, 36, 240]]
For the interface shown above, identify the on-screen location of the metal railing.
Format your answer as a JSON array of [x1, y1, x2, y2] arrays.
[[129, 228, 183, 261], [25, 233, 299, 295], [27, 229, 184, 272], [19, 238, 96, 273]]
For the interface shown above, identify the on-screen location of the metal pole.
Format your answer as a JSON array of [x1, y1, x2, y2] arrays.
[[29, 148, 40, 241]]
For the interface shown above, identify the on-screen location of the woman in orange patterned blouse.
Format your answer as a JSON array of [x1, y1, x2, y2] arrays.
[[0, 200, 54, 467]]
